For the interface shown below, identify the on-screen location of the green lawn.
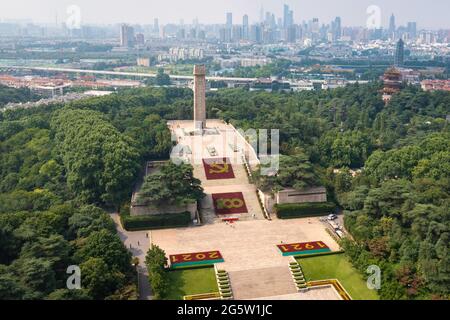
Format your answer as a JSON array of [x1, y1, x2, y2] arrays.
[[164, 267, 219, 300], [296, 254, 379, 300]]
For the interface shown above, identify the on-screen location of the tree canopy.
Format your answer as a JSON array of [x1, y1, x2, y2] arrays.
[[137, 162, 204, 207]]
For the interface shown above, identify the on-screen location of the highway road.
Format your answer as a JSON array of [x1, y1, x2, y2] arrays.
[[4, 66, 257, 83]]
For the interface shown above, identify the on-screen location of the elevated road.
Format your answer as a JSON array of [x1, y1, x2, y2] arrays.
[[4, 66, 257, 83]]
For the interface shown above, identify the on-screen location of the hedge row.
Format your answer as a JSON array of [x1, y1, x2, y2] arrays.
[[275, 202, 336, 219], [295, 250, 345, 259], [121, 212, 191, 231]]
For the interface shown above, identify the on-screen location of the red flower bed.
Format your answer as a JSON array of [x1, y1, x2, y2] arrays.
[[203, 158, 235, 180], [212, 192, 248, 215]]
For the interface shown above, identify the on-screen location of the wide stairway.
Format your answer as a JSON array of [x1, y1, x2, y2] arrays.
[[228, 266, 298, 300]]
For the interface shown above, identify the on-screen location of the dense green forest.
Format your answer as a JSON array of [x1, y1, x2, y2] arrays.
[[206, 84, 449, 299], [0, 82, 449, 299], [0, 88, 176, 299], [0, 85, 41, 107]]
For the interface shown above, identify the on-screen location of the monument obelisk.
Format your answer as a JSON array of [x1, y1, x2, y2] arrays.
[[193, 65, 206, 131]]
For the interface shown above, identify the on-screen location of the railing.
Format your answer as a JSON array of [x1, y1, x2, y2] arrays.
[[240, 153, 271, 221], [183, 292, 221, 300], [288, 259, 308, 291], [307, 279, 352, 300], [214, 264, 234, 300], [256, 189, 271, 220]]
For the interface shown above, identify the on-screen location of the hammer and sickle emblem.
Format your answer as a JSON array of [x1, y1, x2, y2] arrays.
[[209, 162, 229, 174]]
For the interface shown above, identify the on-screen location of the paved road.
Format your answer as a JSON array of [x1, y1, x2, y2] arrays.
[[111, 213, 152, 300], [7, 66, 257, 83]]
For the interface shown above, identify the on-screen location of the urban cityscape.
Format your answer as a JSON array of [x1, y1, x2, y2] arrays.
[[1, 3, 449, 99], [0, 0, 449, 310]]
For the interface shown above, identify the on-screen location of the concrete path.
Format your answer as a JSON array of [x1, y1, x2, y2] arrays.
[[111, 213, 152, 300]]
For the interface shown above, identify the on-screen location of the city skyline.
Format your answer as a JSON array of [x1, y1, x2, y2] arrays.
[[1, 0, 450, 30]]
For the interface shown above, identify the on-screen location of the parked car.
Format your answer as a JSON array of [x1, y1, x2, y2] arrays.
[[335, 230, 344, 238], [327, 214, 338, 221]]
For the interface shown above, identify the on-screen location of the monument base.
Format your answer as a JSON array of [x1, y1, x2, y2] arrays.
[[186, 127, 220, 136]]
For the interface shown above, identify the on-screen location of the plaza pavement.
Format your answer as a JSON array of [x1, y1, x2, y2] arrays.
[[111, 213, 152, 300], [118, 119, 342, 300], [151, 217, 341, 299], [254, 286, 342, 300]]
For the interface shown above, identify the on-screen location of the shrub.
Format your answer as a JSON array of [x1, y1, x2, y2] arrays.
[[275, 202, 336, 219], [145, 245, 168, 299], [121, 212, 191, 231]]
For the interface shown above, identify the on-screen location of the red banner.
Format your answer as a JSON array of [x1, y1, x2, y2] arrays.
[[212, 192, 248, 215], [203, 158, 235, 180]]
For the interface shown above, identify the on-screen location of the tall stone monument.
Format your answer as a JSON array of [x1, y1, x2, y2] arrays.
[[193, 65, 207, 131]]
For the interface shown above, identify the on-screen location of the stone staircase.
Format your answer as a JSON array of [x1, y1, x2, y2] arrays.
[[228, 266, 298, 300], [214, 265, 234, 300], [288, 260, 308, 291]]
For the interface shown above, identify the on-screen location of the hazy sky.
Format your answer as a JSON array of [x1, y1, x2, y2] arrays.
[[1, 0, 449, 29]]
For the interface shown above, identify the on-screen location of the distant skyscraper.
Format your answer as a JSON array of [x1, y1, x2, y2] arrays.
[[153, 18, 159, 33], [250, 24, 262, 44], [334, 17, 342, 41], [283, 4, 294, 28], [389, 14, 396, 39], [260, 5, 264, 24], [232, 25, 243, 42], [394, 38, 405, 67], [193, 18, 199, 27], [135, 33, 145, 46], [243, 14, 249, 40], [286, 25, 297, 43], [226, 12, 233, 28], [407, 22, 417, 40], [177, 28, 186, 40], [283, 4, 289, 26], [120, 24, 135, 47]]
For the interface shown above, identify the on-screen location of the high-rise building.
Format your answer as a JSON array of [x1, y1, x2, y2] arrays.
[[407, 22, 417, 40], [283, 4, 294, 28], [333, 17, 342, 41], [177, 28, 186, 40], [389, 14, 396, 39], [232, 25, 243, 42], [198, 30, 206, 40], [226, 12, 233, 28], [153, 18, 159, 33], [250, 24, 262, 44], [135, 33, 145, 46], [120, 24, 135, 47], [259, 5, 264, 24], [394, 38, 405, 67], [242, 14, 249, 40], [219, 28, 232, 43], [286, 25, 297, 43], [189, 28, 197, 39]]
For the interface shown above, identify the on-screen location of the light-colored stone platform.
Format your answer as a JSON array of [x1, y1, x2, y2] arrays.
[[151, 218, 340, 273], [170, 119, 264, 223], [160, 119, 341, 300], [253, 286, 342, 300], [229, 266, 298, 300], [152, 218, 340, 299]]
